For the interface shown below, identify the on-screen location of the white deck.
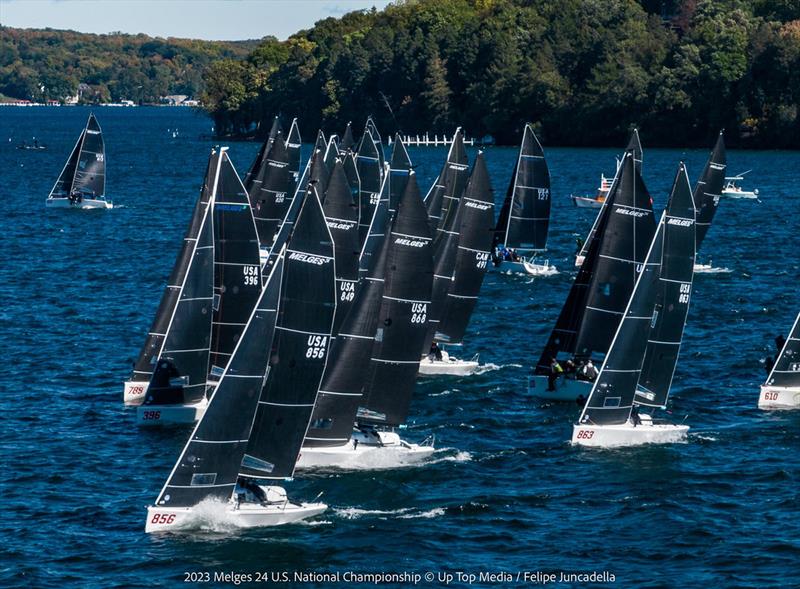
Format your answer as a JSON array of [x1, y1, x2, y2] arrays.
[[296, 430, 435, 470], [529, 374, 593, 402], [418, 350, 479, 376], [46, 197, 112, 209]]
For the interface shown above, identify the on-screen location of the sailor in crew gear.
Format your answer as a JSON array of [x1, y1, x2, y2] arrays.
[[578, 360, 598, 382], [630, 405, 642, 427], [547, 357, 563, 391], [429, 341, 443, 362], [236, 477, 268, 505]]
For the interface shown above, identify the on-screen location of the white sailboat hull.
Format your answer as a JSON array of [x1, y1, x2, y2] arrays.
[[572, 418, 689, 447], [574, 254, 585, 267], [136, 397, 208, 426], [123, 380, 149, 405], [296, 430, 434, 470], [418, 350, 479, 376], [529, 374, 593, 402], [758, 385, 800, 409], [145, 488, 326, 533], [571, 195, 603, 208], [494, 259, 558, 276], [46, 197, 112, 209]]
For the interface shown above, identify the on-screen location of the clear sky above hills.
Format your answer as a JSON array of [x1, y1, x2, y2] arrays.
[[0, 0, 393, 40]]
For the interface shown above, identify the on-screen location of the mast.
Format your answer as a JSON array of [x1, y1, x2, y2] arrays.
[[694, 131, 727, 251], [499, 124, 551, 252], [208, 149, 262, 381], [70, 113, 105, 199], [153, 252, 285, 508], [636, 163, 696, 408], [240, 185, 336, 480], [356, 130, 383, 245], [323, 160, 360, 335], [143, 151, 219, 406], [129, 153, 216, 386], [437, 152, 494, 344], [359, 172, 434, 427]]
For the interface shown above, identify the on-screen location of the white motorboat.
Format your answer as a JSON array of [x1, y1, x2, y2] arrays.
[[721, 171, 758, 199]]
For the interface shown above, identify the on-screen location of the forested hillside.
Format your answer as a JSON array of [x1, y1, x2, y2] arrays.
[[0, 27, 257, 104], [201, 0, 800, 147]]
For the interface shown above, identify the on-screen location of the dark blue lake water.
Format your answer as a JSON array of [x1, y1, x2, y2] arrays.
[[1, 107, 798, 588]]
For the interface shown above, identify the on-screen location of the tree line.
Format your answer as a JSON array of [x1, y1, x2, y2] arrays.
[[0, 26, 256, 104], [200, 0, 800, 148]]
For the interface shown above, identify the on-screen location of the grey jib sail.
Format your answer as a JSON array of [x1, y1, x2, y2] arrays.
[[129, 154, 215, 387], [356, 130, 383, 244], [437, 152, 494, 344], [208, 150, 262, 380], [246, 131, 294, 248], [694, 131, 727, 251], [766, 312, 800, 388], [359, 172, 435, 426], [495, 124, 551, 252], [154, 252, 285, 508], [50, 113, 105, 200], [144, 152, 217, 406], [578, 128, 644, 260], [305, 202, 393, 447], [241, 186, 336, 479], [636, 163, 696, 408], [425, 128, 468, 234], [572, 152, 656, 358], [324, 160, 361, 335]]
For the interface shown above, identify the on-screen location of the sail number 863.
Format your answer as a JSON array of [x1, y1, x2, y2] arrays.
[[678, 283, 691, 304]]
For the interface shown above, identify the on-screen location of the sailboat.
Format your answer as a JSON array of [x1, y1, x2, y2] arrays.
[[419, 152, 495, 376], [124, 155, 215, 405], [574, 128, 642, 266], [136, 147, 261, 425], [46, 113, 111, 209], [492, 124, 556, 276], [296, 171, 436, 468], [573, 162, 696, 447], [760, 315, 800, 409], [530, 151, 656, 401], [355, 127, 383, 245], [693, 131, 728, 272], [145, 189, 336, 532]]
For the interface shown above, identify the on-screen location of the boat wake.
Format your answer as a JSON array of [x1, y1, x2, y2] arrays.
[[694, 265, 732, 274], [474, 362, 521, 375], [173, 498, 242, 533], [334, 506, 445, 520]]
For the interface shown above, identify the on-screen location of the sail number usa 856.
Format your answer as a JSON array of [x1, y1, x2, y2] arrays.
[[306, 335, 328, 359]]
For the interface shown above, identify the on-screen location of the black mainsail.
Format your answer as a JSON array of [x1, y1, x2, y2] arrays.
[[340, 122, 355, 153], [359, 173, 434, 426], [437, 152, 494, 343], [389, 134, 412, 213], [246, 131, 294, 248], [694, 131, 727, 251], [208, 149, 262, 380], [241, 186, 336, 479], [324, 160, 361, 334], [129, 153, 215, 390], [243, 115, 283, 191], [358, 166, 391, 280], [48, 113, 106, 203], [636, 163, 697, 408], [626, 127, 643, 175], [143, 152, 217, 407], [494, 124, 551, 253], [535, 152, 655, 371], [153, 252, 284, 508]]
